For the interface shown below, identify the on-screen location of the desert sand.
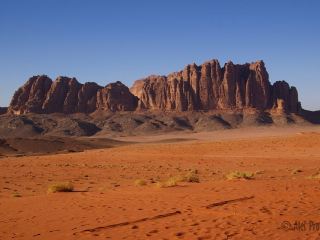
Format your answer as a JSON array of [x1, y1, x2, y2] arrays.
[[1, 126, 320, 240]]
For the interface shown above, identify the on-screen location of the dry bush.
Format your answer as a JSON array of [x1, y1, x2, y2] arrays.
[[307, 172, 320, 179], [156, 170, 200, 188], [182, 171, 200, 183], [156, 177, 179, 188], [226, 171, 254, 180], [134, 179, 147, 186], [47, 182, 74, 193], [13, 192, 21, 198]]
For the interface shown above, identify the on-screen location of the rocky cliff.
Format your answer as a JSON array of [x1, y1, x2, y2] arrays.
[[8, 76, 137, 114], [8, 59, 300, 114], [9, 75, 52, 114], [130, 60, 300, 113], [96, 81, 138, 111]]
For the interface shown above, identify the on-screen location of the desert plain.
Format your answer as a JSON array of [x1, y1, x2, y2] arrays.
[[1, 126, 320, 240]]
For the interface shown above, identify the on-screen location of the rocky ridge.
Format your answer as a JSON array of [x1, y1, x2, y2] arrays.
[[6, 59, 301, 115], [8, 76, 136, 114], [130, 60, 300, 113]]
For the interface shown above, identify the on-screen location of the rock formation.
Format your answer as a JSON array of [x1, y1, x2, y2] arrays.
[[130, 60, 299, 113], [96, 81, 138, 111], [78, 82, 102, 113], [41, 76, 103, 114], [8, 59, 301, 114], [9, 75, 52, 114], [8, 76, 136, 114], [271, 81, 299, 113]]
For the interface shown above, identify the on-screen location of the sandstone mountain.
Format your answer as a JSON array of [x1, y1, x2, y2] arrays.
[[8, 76, 136, 114], [96, 81, 138, 111], [130, 60, 300, 113], [7, 59, 301, 115]]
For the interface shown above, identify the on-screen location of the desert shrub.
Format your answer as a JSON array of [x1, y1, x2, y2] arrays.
[[47, 182, 74, 193], [165, 177, 179, 187], [156, 170, 200, 188], [13, 192, 21, 197], [134, 179, 147, 186], [156, 177, 179, 188], [182, 171, 200, 183], [226, 171, 254, 180], [307, 173, 320, 179]]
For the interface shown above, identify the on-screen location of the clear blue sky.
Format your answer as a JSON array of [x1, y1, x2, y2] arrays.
[[0, 0, 319, 110]]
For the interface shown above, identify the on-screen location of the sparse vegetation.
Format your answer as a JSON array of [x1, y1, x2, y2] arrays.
[[12, 192, 21, 197], [156, 177, 179, 188], [47, 182, 74, 193], [226, 171, 254, 180], [255, 170, 265, 175], [156, 170, 200, 188], [134, 179, 147, 186], [307, 172, 320, 179], [181, 171, 200, 183]]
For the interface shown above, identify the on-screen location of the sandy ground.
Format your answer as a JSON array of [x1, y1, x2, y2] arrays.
[[1, 126, 320, 240]]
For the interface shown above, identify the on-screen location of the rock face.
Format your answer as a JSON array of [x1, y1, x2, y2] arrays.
[[8, 59, 300, 114], [9, 75, 103, 114], [130, 60, 300, 113], [271, 81, 299, 113], [9, 75, 52, 114], [41, 76, 103, 114], [96, 81, 138, 111], [8, 76, 136, 114]]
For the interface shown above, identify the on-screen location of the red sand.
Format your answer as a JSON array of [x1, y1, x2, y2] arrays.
[[1, 127, 320, 239]]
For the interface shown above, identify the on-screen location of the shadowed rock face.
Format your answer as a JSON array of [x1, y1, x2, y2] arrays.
[[42, 77, 81, 113], [0, 107, 7, 115], [8, 59, 300, 114], [130, 60, 299, 112], [271, 81, 299, 113], [78, 82, 102, 113], [42, 77, 104, 114]]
